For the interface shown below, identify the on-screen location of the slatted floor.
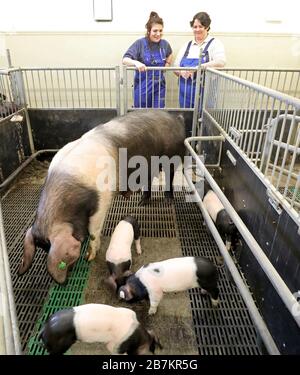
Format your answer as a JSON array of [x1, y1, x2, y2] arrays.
[[1, 165, 261, 355]]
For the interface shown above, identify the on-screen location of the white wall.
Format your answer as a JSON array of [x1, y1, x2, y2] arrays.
[[0, 0, 299, 33], [0, 0, 300, 69]]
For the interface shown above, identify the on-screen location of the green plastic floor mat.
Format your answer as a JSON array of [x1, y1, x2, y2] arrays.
[[27, 238, 91, 355]]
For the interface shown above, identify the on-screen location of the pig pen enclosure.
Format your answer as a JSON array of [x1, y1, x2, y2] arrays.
[[0, 66, 300, 355]]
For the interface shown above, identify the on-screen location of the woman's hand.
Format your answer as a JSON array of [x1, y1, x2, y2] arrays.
[[134, 61, 147, 72], [180, 70, 194, 79]]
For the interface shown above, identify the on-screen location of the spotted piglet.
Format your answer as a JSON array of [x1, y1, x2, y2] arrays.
[[39, 303, 162, 355], [119, 256, 219, 315], [203, 188, 237, 251], [106, 216, 141, 292]]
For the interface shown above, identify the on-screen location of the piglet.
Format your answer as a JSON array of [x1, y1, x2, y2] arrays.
[[203, 188, 237, 251], [39, 303, 162, 355], [106, 216, 141, 291], [119, 256, 219, 315]]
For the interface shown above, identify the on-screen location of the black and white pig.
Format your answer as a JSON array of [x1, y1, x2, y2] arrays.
[[119, 256, 219, 315], [106, 216, 141, 292], [39, 303, 162, 355], [18, 110, 185, 284], [202, 184, 237, 251]]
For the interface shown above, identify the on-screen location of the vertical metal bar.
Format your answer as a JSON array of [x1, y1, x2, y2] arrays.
[[37, 70, 43, 108], [82, 69, 86, 108], [260, 97, 276, 173], [282, 71, 288, 93], [108, 69, 112, 108], [23, 71, 31, 108], [44, 70, 50, 108], [238, 86, 250, 150], [192, 61, 204, 138], [270, 71, 275, 91], [123, 66, 128, 113], [115, 66, 121, 115], [6, 49, 12, 68], [264, 104, 282, 180], [89, 69, 93, 108], [102, 70, 106, 107], [62, 70, 67, 107], [270, 104, 288, 186], [250, 92, 264, 162], [282, 113, 300, 199], [263, 71, 268, 88], [230, 80, 239, 135], [275, 109, 292, 192], [31, 70, 37, 108], [219, 76, 227, 126], [246, 90, 259, 157], [56, 70, 62, 107], [221, 76, 230, 132], [18, 69, 35, 154], [75, 69, 80, 107], [95, 69, 100, 108], [50, 70, 55, 107], [152, 69, 155, 108], [69, 69, 74, 108], [275, 71, 280, 91], [257, 70, 262, 86]]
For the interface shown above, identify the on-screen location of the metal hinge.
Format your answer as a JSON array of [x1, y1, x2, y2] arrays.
[[267, 189, 282, 215], [226, 150, 236, 166]]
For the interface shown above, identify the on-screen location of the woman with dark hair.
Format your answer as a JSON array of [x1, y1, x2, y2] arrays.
[[123, 11, 173, 108], [174, 12, 226, 108]]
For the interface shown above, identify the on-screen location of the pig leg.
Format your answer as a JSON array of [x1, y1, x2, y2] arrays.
[[87, 191, 113, 261], [203, 286, 219, 307], [135, 238, 142, 255], [163, 163, 175, 201], [139, 169, 155, 206], [18, 227, 36, 275], [148, 289, 163, 315]]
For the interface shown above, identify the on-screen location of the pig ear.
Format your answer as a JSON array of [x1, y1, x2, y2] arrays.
[[47, 234, 81, 284], [18, 227, 36, 275]]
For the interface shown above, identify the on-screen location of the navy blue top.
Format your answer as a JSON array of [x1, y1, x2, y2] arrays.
[[123, 37, 172, 65]]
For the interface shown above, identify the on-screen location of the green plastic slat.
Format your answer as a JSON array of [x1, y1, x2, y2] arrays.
[[27, 239, 91, 355]]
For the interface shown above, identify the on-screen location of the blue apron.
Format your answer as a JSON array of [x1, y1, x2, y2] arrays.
[[179, 38, 214, 108], [134, 38, 166, 108]]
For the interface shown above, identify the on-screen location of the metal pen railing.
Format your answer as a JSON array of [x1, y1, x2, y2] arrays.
[[203, 68, 300, 227], [21, 67, 121, 112]]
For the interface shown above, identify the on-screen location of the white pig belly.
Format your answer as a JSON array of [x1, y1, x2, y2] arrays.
[[139, 257, 199, 292], [106, 221, 134, 263]]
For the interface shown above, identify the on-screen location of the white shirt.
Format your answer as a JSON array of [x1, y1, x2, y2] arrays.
[[174, 35, 226, 68]]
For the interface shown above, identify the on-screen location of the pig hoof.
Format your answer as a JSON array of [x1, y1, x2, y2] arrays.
[[148, 308, 157, 315], [85, 248, 96, 261], [164, 191, 174, 200], [138, 196, 150, 206], [211, 298, 219, 307], [200, 288, 207, 295]]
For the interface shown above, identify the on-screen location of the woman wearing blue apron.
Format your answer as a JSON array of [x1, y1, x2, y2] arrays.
[[123, 12, 173, 108], [174, 12, 226, 108]]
